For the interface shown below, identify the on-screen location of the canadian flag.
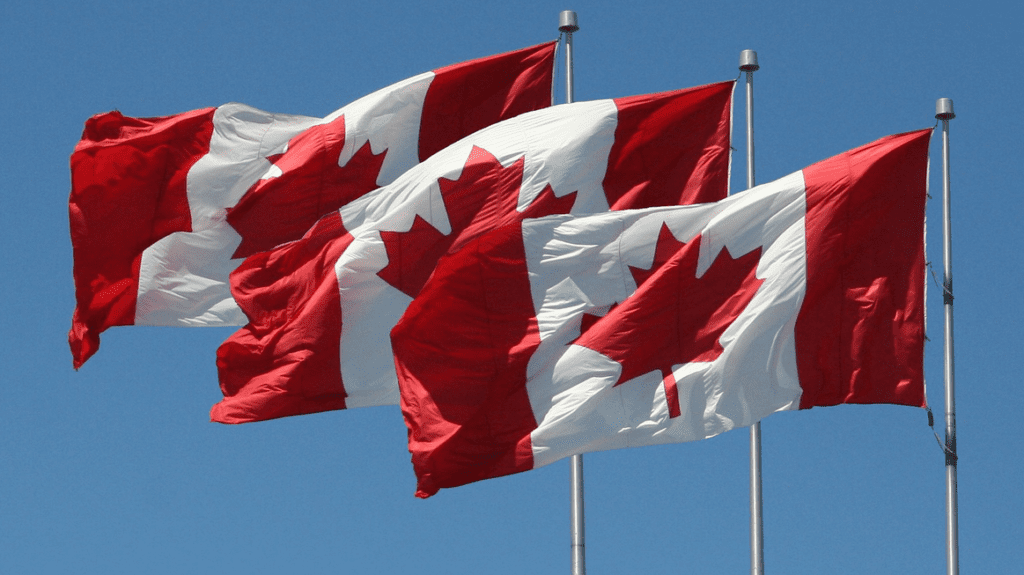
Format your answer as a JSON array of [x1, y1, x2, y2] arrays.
[[69, 41, 557, 368], [392, 129, 932, 498], [213, 80, 735, 423]]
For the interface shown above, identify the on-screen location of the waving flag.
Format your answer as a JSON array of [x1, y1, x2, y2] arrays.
[[213, 80, 735, 423], [392, 129, 931, 498], [69, 41, 557, 368]]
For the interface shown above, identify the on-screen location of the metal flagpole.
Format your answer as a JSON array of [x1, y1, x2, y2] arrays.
[[559, 12, 585, 575], [739, 49, 765, 575], [936, 97, 959, 575], [561, 11, 578, 104]]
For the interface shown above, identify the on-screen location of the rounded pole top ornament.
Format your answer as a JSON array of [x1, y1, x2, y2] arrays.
[[559, 10, 579, 33], [936, 98, 955, 120], [739, 50, 759, 72]]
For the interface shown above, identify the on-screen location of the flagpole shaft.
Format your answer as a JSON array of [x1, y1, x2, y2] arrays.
[[936, 97, 959, 575], [742, 54, 757, 190], [749, 425, 764, 575], [740, 49, 765, 575], [563, 19, 575, 105], [570, 453, 586, 575], [560, 11, 584, 575]]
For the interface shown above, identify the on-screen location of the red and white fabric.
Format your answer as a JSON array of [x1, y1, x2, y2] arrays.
[[213, 81, 736, 423], [69, 41, 557, 368], [393, 129, 932, 497]]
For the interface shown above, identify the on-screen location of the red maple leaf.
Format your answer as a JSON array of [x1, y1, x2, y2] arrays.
[[575, 223, 763, 418], [377, 145, 577, 299], [226, 114, 387, 259]]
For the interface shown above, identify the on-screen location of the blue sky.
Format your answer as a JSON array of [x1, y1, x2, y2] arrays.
[[2, 1, 1020, 573]]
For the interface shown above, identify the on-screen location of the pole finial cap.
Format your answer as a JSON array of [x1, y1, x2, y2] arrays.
[[936, 98, 955, 120], [559, 10, 579, 33], [739, 50, 759, 72]]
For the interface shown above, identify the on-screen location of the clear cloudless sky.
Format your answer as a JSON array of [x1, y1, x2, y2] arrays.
[[2, 1, 1020, 573]]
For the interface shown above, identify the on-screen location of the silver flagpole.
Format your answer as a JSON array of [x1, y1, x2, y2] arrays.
[[561, 11, 578, 104], [739, 50, 765, 575], [559, 11, 585, 575], [936, 97, 959, 575]]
